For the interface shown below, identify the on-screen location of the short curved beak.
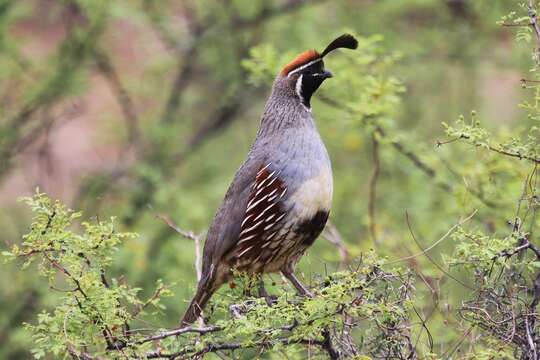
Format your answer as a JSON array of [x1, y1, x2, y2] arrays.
[[321, 70, 333, 79]]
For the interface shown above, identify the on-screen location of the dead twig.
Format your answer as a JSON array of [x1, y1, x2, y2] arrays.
[[530, 0, 540, 58], [368, 133, 380, 247], [401, 211, 475, 290], [322, 221, 350, 266], [385, 210, 477, 265], [155, 213, 203, 282]]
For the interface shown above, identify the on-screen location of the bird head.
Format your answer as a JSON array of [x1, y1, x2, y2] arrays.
[[278, 34, 358, 108]]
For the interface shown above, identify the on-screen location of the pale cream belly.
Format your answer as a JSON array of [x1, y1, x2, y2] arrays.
[[288, 169, 333, 221]]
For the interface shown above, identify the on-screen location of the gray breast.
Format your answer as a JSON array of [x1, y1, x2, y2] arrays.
[[273, 126, 333, 220]]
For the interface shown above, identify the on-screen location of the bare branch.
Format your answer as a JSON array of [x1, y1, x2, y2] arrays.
[[385, 209, 478, 266], [322, 221, 350, 265], [145, 337, 325, 359], [67, 345, 103, 360], [368, 133, 380, 247], [441, 134, 540, 164], [530, 0, 540, 54], [401, 211, 475, 290], [137, 325, 221, 345], [155, 213, 203, 281], [155, 213, 200, 242]]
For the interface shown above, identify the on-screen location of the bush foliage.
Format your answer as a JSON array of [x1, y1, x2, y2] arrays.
[[1, 0, 540, 359]]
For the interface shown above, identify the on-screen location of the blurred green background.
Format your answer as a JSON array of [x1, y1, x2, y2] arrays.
[[0, 0, 533, 358]]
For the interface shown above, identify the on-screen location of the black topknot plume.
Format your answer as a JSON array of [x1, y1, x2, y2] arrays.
[[320, 33, 358, 58]]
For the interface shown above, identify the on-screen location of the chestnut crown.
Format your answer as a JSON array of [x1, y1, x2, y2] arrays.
[[279, 34, 358, 108]]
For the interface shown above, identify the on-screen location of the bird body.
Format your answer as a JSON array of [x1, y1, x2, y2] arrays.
[[181, 34, 358, 325], [226, 96, 333, 274]]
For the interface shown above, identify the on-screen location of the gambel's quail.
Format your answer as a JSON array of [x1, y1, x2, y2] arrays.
[[181, 34, 358, 325]]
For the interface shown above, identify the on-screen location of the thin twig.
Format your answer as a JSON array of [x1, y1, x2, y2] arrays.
[[530, 0, 540, 52], [145, 337, 325, 359], [67, 345, 103, 360], [368, 133, 380, 247], [155, 213, 203, 281], [385, 210, 477, 265], [137, 325, 221, 345], [155, 214, 199, 242], [322, 221, 350, 266], [401, 211, 475, 290]]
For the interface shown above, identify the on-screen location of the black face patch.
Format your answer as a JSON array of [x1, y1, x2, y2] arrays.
[[294, 60, 329, 108], [298, 75, 325, 108]]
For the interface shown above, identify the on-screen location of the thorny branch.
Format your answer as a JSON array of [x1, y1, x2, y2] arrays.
[[437, 133, 540, 165], [15, 198, 416, 359], [106, 268, 415, 359], [453, 6, 540, 352], [43, 253, 121, 351], [460, 239, 540, 360], [145, 337, 327, 359], [26, 206, 410, 358], [68, 345, 103, 360]]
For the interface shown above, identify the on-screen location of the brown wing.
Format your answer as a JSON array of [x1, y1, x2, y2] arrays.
[[230, 163, 289, 262]]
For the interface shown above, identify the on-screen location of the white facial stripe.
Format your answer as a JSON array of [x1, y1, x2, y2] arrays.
[[287, 58, 322, 77], [295, 74, 303, 100]]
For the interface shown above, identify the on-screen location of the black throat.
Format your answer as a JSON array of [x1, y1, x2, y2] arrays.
[[298, 75, 325, 108]]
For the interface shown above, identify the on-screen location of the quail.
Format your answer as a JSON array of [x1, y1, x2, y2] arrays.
[[181, 34, 358, 325]]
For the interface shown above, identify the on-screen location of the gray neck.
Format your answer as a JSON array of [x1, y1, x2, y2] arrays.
[[257, 79, 314, 138]]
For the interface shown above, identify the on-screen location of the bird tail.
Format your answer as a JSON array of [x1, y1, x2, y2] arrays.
[[180, 283, 216, 326]]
